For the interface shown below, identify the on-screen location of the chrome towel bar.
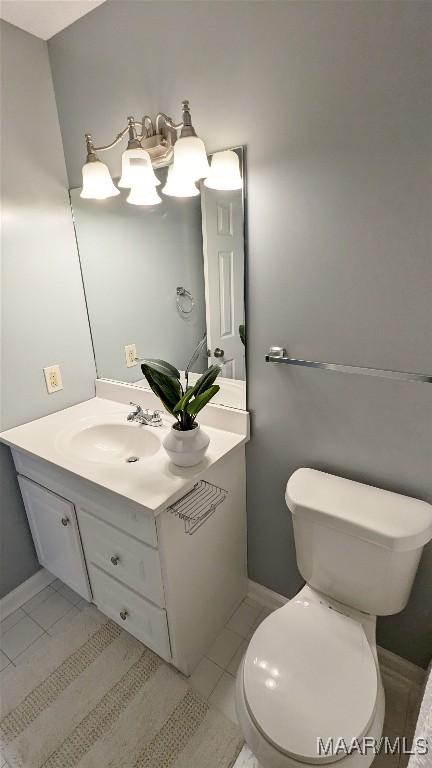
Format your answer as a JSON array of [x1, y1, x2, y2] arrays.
[[265, 347, 432, 384]]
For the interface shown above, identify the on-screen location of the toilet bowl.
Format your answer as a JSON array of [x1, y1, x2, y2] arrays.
[[236, 585, 385, 768], [236, 468, 432, 768]]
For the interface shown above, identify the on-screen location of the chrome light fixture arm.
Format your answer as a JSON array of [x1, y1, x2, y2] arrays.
[[139, 115, 155, 138], [155, 100, 195, 135], [85, 116, 156, 157], [86, 126, 131, 157], [83, 100, 202, 162], [155, 112, 183, 133]]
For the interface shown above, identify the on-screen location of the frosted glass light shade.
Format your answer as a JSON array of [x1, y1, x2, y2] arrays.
[[172, 136, 210, 181], [126, 179, 162, 206], [118, 148, 160, 188], [81, 160, 119, 199], [204, 150, 243, 191], [162, 165, 200, 198]]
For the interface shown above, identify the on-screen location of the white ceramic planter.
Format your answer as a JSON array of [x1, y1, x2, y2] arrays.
[[162, 423, 210, 467]]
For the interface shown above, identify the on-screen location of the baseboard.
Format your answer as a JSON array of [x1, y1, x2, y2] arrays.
[[0, 568, 55, 620], [377, 646, 425, 686], [247, 579, 288, 612], [247, 579, 425, 686]]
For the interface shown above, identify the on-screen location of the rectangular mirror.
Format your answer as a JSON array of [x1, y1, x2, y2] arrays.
[[70, 148, 246, 409]]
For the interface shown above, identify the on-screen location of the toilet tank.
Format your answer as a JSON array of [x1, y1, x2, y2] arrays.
[[286, 469, 432, 616]]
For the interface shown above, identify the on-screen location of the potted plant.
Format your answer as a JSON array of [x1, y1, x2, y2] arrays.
[[141, 358, 221, 466]]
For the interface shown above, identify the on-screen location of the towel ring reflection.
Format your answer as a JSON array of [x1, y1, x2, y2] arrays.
[[176, 286, 195, 316]]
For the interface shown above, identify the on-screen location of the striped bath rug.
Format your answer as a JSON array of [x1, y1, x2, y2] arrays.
[[0, 607, 243, 768]]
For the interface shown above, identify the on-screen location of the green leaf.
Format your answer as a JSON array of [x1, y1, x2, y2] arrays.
[[186, 385, 220, 416], [141, 365, 182, 414], [239, 324, 246, 346], [144, 378, 176, 415], [173, 386, 196, 415], [149, 369, 182, 403], [193, 364, 221, 397], [140, 359, 181, 380], [144, 379, 175, 415]]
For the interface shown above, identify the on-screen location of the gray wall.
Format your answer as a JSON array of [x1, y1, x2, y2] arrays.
[[0, 21, 96, 597], [70, 168, 206, 382], [48, 0, 432, 667]]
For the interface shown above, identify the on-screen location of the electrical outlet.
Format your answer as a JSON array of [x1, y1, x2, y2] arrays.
[[125, 343, 138, 368], [43, 364, 63, 394]]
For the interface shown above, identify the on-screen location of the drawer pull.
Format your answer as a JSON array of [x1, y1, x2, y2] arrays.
[[110, 555, 120, 566], [61, 517, 70, 526], [119, 609, 128, 621]]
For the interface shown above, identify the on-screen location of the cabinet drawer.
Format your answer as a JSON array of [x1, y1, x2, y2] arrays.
[[18, 476, 92, 601], [78, 508, 165, 607], [88, 565, 171, 661]]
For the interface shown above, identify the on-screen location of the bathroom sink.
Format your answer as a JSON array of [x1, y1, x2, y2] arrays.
[[61, 423, 161, 464], [0, 396, 248, 510]]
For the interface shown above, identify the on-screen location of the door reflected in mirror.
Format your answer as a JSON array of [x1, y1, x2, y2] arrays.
[[70, 147, 246, 409]]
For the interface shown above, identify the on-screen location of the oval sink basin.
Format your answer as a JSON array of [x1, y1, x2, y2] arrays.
[[65, 423, 161, 464]]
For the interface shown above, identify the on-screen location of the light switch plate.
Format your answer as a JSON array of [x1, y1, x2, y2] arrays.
[[43, 364, 63, 393], [125, 343, 138, 367]]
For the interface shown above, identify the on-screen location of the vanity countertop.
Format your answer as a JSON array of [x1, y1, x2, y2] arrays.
[[0, 397, 248, 513]]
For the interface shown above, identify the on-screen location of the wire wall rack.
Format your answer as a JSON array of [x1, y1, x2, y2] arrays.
[[168, 480, 228, 535]]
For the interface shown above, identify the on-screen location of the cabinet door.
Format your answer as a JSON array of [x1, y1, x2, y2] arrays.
[[18, 475, 92, 600]]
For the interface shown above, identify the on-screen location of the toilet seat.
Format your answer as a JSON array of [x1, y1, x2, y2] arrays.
[[242, 598, 378, 764]]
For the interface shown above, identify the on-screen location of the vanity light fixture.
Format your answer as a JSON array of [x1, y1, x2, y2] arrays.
[[162, 165, 200, 198], [127, 181, 162, 206], [81, 100, 211, 205], [80, 135, 120, 199], [204, 149, 243, 191], [118, 145, 160, 189], [125, 157, 162, 205], [171, 101, 210, 182]]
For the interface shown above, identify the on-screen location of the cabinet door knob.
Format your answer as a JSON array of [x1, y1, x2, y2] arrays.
[[119, 610, 128, 621], [61, 517, 69, 526], [110, 555, 120, 566]]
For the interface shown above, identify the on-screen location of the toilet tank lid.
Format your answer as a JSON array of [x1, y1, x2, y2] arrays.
[[286, 469, 432, 552]]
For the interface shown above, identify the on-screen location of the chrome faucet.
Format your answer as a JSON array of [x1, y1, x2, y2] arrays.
[[127, 402, 163, 427]]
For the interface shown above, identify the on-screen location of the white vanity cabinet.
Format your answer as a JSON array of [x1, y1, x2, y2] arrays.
[[12, 443, 247, 675], [17, 476, 92, 601]]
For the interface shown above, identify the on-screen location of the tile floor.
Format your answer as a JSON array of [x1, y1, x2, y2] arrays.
[[190, 596, 270, 719], [0, 583, 425, 768], [0, 579, 87, 678]]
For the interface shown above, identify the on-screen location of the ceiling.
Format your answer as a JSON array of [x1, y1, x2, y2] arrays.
[[0, 0, 106, 40]]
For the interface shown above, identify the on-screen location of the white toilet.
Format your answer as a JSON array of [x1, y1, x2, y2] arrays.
[[236, 468, 432, 768]]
